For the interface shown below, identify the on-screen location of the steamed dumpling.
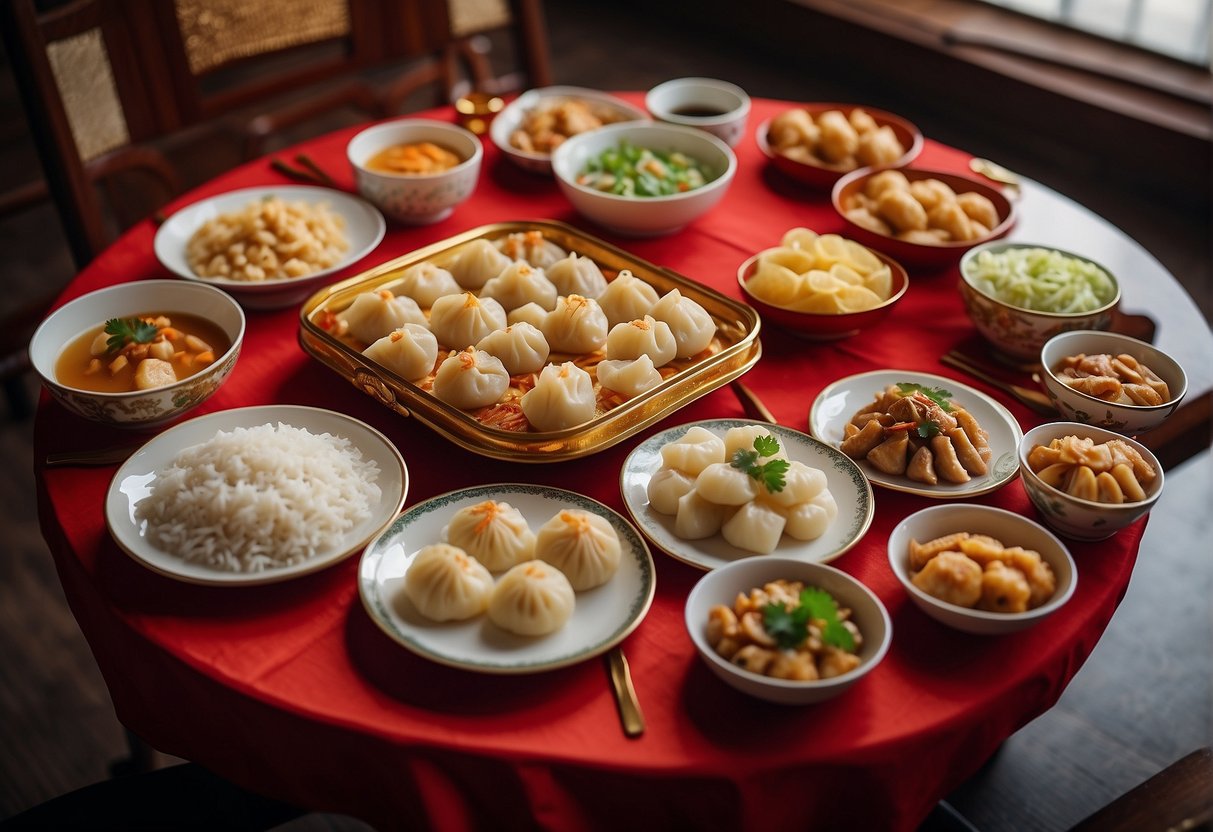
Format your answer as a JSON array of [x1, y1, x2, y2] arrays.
[[339, 289, 427, 344], [520, 361, 596, 431], [496, 231, 567, 269], [595, 355, 662, 398], [488, 559, 575, 636], [507, 302, 548, 329], [476, 322, 550, 376], [649, 289, 715, 358], [403, 543, 494, 622], [724, 425, 790, 462], [362, 324, 439, 382], [647, 467, 696, 515], [535, 509, 621, 591], [597, 270, 659, 327], [445, 500, 535, 572], [546, 252, 608, 298], [480, 261, 558, 312], [450, 239, 511, 289], [660, 425, 725, 476], [721, 500, 786, 554], [605, 315, 676, 367], [759, 460, 828, 508], [429, 291, 508, 348], [384, 261, 461, 307], [675, 489, 727, 539], [694, 461, 760, 505], [784, 490, 837, 541], [542, 294, 609, 353], [431, 347, 510, 410]]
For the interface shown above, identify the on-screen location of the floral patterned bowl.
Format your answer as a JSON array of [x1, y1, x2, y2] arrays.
[[347, 119, 482, 225], [958, 241, 1120, 360], [29, 280, 244, 428], [1039, 330, 1187, 434], [1018, 422, 1164, 541]]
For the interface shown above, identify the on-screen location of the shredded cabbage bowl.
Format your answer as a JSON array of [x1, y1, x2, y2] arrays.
[[962, 245, 1118, 314]]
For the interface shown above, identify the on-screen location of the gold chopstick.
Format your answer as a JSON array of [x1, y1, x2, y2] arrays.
[[270, 158, 327, 186], [294, 154, 338, 187], [606, 647, 645, 738]]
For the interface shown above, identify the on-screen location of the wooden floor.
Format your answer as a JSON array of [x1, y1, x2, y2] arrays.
[[1, 2, 1210, 829]]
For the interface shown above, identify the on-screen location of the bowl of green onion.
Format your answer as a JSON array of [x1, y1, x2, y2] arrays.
[[550, 122, 736, 236], [959, 241, 1120, 360]]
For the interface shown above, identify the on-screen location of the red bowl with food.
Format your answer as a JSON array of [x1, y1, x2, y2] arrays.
[[832, 167, 1017, 270], [736, 242, 909, 340], [756, 103, 923, 190]]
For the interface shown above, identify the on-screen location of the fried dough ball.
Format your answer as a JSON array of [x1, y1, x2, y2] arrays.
[[912, 550, 982, 607], [864, 169, 911, 200], [909, 178, 956, 212], [816, 110, 860, 164], [876, 188, 928, 232], [856, 126, 905, 167], [769, 108, 819, 149], [956, 191, 999, 228]]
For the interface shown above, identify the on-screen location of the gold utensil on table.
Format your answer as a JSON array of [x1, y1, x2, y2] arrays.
[[940, 352, 1055, 416], [969, 157, 1022, 190], [46, 445, 140, 468], [731, 380, 777, 424], [606, 646, 645, 738]]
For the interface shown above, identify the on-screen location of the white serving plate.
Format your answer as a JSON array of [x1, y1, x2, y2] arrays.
[[105, 405, 408, 585], [619, 419, 874, 571], [490, 86, 649, 175], [808, 369, 1023, 499], [359, 484, 655, 674], [153, 185, 386, 310]]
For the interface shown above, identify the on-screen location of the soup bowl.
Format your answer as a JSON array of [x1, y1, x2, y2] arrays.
[[347, 118, 483, 224], [29, 280, 245, 428]]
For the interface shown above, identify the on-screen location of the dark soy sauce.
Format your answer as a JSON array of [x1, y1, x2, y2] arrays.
[[671, 105, 727, 118]]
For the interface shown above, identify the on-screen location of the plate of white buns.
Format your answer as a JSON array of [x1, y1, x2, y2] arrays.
[[358, 484, 655, 673], [620, 419, 874, 571]]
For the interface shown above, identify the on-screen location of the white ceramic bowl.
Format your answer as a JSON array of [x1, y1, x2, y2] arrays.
[[887, 504, 1076, 635], [347, 118, 483, 224], [959, 241, 1120, 360], [684, 557, 891, 704], [1018, 422, 1164, 541], [29, 280, 245, 428], [645, 77, 751, 148], [1039, 330, 1187, 434], [551, 122, 737, 236], [490, 86, 648, 175]]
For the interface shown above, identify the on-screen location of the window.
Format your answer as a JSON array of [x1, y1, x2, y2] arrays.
[[979, 0, 1211, 65]]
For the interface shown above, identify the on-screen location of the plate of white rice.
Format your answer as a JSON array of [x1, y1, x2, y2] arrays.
[[106, 405, 408, 585]]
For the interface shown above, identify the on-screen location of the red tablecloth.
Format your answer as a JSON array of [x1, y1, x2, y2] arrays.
[[34, 95, 1143, 831]]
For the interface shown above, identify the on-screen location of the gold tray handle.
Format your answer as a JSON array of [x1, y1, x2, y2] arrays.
[[354, 369, 412, 419]]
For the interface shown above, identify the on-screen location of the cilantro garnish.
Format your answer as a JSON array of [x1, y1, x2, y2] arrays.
[[104, 318, 159, 353], [762, 587, 856, 652], [729, 435, 790, 493], [897, 382, 955, 412], [916, 420, 942, 440]]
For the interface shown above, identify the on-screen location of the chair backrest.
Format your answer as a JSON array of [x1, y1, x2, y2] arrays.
[[0, 0, 551, 269]]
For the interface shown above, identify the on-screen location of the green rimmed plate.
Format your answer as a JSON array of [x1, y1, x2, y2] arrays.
[[359, 484, 655, 674], [619, 419, 875, 570]]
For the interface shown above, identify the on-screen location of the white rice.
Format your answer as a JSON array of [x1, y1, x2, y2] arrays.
[[135, 422, 382, 572]]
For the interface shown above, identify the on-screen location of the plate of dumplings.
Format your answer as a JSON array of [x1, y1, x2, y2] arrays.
[[358, 484, 655, 673], [619, 419, 875, 571], [809, 369, 1023, 498]]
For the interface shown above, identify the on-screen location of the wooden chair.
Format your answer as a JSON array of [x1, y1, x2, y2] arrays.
[[0, 0, 550, 417]]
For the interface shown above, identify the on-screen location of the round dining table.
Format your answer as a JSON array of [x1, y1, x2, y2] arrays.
[[33, 94, 1213, 831]]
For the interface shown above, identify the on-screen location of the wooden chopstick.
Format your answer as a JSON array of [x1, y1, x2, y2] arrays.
[[269, 158, 327, 186], [294, 154, 338, 187]]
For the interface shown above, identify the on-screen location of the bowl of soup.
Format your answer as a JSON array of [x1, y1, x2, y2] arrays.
[[347, 119, 483, 224], [29, 280, 245, 428]]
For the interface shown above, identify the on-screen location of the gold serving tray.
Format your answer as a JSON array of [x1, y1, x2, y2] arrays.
[[299, 220, 762, 462]]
